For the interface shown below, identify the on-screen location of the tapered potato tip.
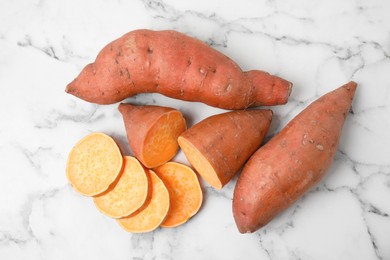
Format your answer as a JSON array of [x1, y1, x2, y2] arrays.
[[342, 81, 357, 93]]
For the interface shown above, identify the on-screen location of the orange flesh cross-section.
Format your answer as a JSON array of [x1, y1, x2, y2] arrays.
[[178, 136, 222, 190], [154, 162, 203, 227], [66, 133, 123, 196], [141, 111, 186, 168], [93, 156, 149, 218], [117, 170, 170, 233]]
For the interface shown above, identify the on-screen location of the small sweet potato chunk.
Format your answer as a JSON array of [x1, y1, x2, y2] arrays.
[[117, 170, 169, 233], [178, 110, 272, 190], [154, 162, 203, 228], [119, 103, 186, 168], [93, 156, 149, 218], [66, 133, 123, 196]]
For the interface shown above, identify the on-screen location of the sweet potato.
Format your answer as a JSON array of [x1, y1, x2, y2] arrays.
[[66, 133, 123, 196], [93, 156, 149, 218], [178, 110, 272, 189], [233, 81, 357, 233], [118, 103, 186, 168], [117, 170, 169, 233], [65, 29, 292, 109], [154, 162, 202, 227]]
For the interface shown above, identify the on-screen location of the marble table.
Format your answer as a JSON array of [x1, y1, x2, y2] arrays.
[[1, 0, 389, 259]]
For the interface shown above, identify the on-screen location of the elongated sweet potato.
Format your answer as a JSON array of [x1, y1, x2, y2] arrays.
[[65, 29, 292, 109], [93, 156, 149, 218], [233, 81, 357, 233], [178, 110, 272, 190], [154, 162, 202, 227], [119, 103, 186, 168], [117, 170, 170, 233], [66, 133, 123, 196]]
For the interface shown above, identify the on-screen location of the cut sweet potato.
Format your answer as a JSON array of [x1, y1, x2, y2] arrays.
[[117, 170, 169, 233], [93, 156, 149, 218], [66, 132, 123, 196], [119, 103, 187, 168], [154, 162, 203, 228], [233, 81, 358, 233], [178, 110, 272, 190]]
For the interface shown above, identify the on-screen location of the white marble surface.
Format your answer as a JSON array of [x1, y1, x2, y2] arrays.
[[1, 0, 390, 259]]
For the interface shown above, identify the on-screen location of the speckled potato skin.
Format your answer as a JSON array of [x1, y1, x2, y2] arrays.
[[66, 29, 292, 109], [233, 82, 357, 233]]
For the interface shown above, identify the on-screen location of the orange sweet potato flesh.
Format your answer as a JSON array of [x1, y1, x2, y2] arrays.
[[118, 103, 186, 168], [178, 110, 272, 190], [65, 29, 292, 109], [66, 133, 123, 196], [93, 156, 149, 218], [233, 81, 357, 233], [117, 170, 169, 233], [154, 162, 203, 227]]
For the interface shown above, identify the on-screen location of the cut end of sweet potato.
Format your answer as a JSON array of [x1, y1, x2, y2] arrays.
[[93, 156, 149, 218], [119, 103, 187, 169], [154, 162, 203, 228], [66, 133, 123, 196], [141, 110, 186, 168], [177, 136, 222, 190], [178, 110, 272, 190], [117, 170, 169, 233]]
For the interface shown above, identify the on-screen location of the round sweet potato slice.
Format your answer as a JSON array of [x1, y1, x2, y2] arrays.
[[154, 162, 203, 228], [66, 133, 123, 196], [117, 170, 170, 233], [93, 156, 149, 218]]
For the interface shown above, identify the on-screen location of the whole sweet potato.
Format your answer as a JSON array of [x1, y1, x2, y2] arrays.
[[66, 29, 292, 109], [233, 81, 357, 233]]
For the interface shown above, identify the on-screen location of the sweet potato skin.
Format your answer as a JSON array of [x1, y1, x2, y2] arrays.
[[179, 109, 272, 189], [233, 81, 357, 233], [66, 29, 292, 109]]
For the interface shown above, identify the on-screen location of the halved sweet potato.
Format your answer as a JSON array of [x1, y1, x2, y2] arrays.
[[178, 110, 272, 190], [117, 170, 169, 233], [154, 162, 203, 228], [119, 103, 187, 168], [93, 156, 149, 218], [66, 133, 123, 196]]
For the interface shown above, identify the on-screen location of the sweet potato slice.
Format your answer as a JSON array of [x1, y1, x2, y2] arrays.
[[178, 110, 272, 190], [119, 103, 186, 168], [117, 170, 169, 233], [233, 81, 358, 233], [93, 156, 149, 218], [66, 133, 123, 196], [154, 162, 203, 228]]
